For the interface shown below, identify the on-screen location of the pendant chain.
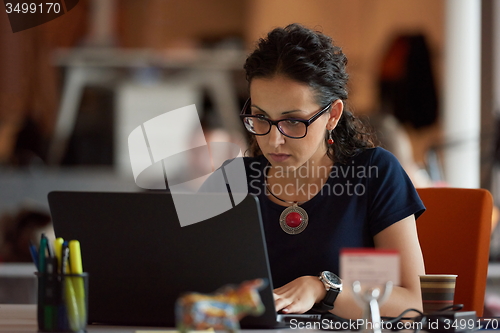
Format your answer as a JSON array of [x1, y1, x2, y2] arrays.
[[264, 163, 321, 206], [265, 184, 306, 206]]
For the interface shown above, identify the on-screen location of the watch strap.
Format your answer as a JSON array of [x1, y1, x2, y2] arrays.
[[312, 288, 340, 312], [323, 287, 340, 306]]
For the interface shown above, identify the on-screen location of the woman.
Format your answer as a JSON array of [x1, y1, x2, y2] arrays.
[[239, 23, 425, 319]]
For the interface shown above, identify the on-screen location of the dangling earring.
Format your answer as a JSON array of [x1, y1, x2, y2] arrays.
[[327, 129, 334, 145]]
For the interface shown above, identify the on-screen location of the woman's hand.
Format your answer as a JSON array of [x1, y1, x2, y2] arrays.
[[273, 276, 326, 314]]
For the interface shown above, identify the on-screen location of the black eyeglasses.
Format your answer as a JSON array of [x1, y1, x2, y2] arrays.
[[239, 98, 333, 139]]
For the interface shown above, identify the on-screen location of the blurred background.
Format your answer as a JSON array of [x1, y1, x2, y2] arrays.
[[1, 0, 500, 311]]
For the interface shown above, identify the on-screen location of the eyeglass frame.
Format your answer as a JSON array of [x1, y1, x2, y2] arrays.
[[239, 98, 334, 139]]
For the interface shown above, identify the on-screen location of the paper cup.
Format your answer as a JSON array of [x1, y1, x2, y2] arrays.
[[419, 274, 457, 314]]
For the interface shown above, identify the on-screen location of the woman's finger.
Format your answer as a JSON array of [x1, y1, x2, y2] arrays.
[[282, 301, 306, 314], [274, 295, 293, 312]]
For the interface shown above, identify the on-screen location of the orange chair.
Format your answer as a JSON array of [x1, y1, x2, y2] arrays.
[[416, 188, 493, 316]]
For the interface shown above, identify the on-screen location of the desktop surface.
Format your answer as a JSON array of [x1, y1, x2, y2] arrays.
[[0, 304, 314, 332]]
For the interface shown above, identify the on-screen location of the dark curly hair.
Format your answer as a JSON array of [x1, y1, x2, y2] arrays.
[[244, 23, 375, 164]]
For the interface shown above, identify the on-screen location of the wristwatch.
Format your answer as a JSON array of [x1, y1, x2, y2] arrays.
[[315, 271, 342, 312]]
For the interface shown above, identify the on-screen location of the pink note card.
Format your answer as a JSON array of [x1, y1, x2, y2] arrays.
[[340, 248, 400, 288]]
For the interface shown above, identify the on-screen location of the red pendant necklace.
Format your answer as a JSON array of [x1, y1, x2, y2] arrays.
[[265, 184, 309, 235]]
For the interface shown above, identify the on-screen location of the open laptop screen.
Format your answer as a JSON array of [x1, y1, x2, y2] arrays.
[[49, 191, 279, 328]]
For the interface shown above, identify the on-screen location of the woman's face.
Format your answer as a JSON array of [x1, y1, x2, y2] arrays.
[[249, 75, 341, 170]]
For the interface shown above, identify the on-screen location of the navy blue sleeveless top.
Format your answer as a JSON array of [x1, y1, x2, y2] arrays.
[[242, 147, 425, 288]]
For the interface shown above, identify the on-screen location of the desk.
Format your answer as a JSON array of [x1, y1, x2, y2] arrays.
[[0, 304, 307, 332], [0, 264, 36, 304]]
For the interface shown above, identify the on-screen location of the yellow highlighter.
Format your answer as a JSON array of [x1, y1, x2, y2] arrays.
[[61, 242, 79, 332], [69, 240, 86, 329], [53, 238, 64, 273]]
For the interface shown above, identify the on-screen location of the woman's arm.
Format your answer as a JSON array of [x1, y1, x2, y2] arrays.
[[374, 214, 425, 315], [330, 214, 425, 318], [274, 214, 425, 319]]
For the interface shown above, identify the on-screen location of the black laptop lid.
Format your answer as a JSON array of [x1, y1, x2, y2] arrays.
[[48, 191, 278, 327]]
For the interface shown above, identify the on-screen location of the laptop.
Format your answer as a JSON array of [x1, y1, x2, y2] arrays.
[[48, 191, 317, 328]]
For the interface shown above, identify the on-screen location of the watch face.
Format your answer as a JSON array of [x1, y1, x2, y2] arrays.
[[323, 271, 342, 287]]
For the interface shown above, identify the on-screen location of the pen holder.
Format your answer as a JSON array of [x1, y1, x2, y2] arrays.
[[36, 272, 88, 333]]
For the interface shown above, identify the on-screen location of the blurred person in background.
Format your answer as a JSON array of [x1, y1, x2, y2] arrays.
[[371, 34, 443, 188]]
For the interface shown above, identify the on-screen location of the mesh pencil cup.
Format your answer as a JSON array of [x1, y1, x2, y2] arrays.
[[36, 272, 88, 332]]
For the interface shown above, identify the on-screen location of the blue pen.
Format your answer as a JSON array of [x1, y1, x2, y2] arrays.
[[29, 241, 39, 271], [61, 242, 69, 274], [59, 242, 70, 331]]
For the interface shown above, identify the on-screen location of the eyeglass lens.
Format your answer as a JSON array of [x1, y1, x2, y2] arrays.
[[243, 117, 307, 138]]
